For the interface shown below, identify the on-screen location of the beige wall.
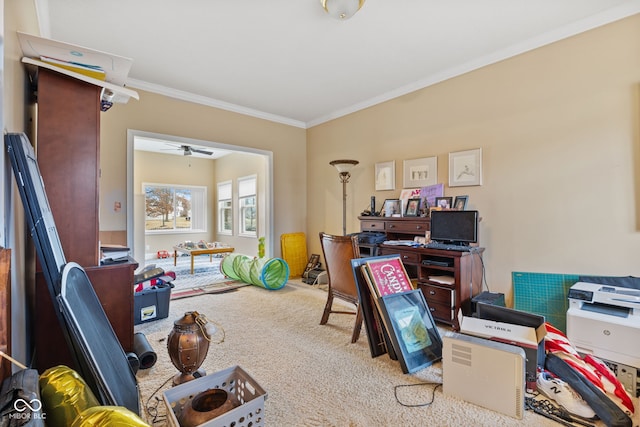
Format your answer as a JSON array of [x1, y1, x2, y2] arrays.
[[307, 14, 640, 304], [100, 90, 307, 259], [214, 152, 268, 256]]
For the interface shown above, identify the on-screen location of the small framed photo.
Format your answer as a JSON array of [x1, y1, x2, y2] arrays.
[[378, 290, 443, 373], [403, 157, 437, 188], [382, 199, 402, 217], [449, 148, 482, 187], [435, 196, 453, 209], [375, 161, 396, 191], [453, 195, 468, 210], [404, 198, 421, 217]]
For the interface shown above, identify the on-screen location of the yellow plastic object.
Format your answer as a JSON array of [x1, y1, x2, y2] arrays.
[[280, 232, 307, 278], [71, 406, 150, 426], [39, 365, 100, 427]]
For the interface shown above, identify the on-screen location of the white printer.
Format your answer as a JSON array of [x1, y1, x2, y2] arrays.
[[567, 281, 640, 396]]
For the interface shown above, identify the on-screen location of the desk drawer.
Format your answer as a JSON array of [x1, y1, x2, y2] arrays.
[[424, 300, 455, 323], [385, 220, 429, 234], [361, 220, 385, 232], [378, 247, 420, 265], [419, 283, 454, 306]]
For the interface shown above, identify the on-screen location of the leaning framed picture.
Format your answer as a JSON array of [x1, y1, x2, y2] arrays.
[[449, 148, 482, 187], [375, 161, 396, 191], [404, 198, 421, 217], [378, 290, 443, 373], [403, 157, 437, 188]]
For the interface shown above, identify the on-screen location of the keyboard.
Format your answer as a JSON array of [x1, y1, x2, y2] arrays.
[[424, 242, 472, 252]]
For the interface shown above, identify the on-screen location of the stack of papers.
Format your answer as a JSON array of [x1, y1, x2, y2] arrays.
[[428, 275, 455, 285], [382, 240, 420, 246], [100, 244, 130, 264]]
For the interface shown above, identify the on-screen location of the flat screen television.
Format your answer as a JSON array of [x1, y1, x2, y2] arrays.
[[429, 210, 478, 246]]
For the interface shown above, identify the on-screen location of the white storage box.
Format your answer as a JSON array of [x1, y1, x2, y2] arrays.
[[163, 365, 267, 427], [458, 309, 546, 391]]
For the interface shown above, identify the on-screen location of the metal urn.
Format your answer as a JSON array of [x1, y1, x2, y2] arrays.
[[167, 311, 211, 386]]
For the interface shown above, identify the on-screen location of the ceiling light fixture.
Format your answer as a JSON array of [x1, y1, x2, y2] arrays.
[[321, 0, 365, 20]]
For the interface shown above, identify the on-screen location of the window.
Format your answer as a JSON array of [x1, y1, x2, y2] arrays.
[[238, 175, 257, 236], [217, 181, 232, 235], [144, 184, 206, 233]]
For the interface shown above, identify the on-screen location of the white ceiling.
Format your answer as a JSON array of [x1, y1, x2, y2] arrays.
[[37, 0, 640, 129]]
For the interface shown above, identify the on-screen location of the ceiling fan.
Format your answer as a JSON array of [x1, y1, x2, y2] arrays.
[[164, 144, 213, 156]]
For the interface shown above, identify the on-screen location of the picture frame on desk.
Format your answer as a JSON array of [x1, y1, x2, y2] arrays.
[[454, 195, 468, 210], [382, 199, 401, 217], [435, 196, 453, 209], [379, 290, 443, 373], [404, 198, 421, 217]]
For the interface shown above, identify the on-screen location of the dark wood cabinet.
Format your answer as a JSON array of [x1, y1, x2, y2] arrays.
[[37, 69, 101, 267], [32, 69, 136, 370], [35, 260, 137, 370], [359, 216, 484, 330]]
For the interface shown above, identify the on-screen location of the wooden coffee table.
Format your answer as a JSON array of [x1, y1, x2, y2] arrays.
[[173, 245, 234, 274]]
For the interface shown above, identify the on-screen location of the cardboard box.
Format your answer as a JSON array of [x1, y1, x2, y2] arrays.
[[458, 304, 546, 390], [134, 284, 171, 325]]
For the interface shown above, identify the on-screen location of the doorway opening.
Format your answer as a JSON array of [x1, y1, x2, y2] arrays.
[[127, 130, 273, 267]]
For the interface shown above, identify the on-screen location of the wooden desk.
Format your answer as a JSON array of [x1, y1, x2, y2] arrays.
[[378, 244, 484, 330], [173, 246, 234, 274]]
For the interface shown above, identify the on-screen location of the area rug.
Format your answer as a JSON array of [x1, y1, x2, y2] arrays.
[[170, 281, 248, 300], [143, 255, 244, 299]]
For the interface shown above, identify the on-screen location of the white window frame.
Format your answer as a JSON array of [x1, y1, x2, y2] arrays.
[[217, 180, 233, 235], [143, 183, 207, 234], [238, 175, 257, 237]]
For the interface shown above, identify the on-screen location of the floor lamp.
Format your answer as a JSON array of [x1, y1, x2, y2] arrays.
[[329, 159, 359, 236]]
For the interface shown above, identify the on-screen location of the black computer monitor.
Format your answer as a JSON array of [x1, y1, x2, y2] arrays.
[[429, 210, 478, 245]]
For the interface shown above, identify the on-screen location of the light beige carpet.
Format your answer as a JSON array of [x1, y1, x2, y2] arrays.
[[133, 280, 634, 427]]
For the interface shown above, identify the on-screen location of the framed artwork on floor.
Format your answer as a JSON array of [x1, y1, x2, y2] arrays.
[[378, 290, 443, 373]]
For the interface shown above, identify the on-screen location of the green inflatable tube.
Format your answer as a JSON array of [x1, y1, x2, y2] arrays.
[[221, 254, 289, 290]]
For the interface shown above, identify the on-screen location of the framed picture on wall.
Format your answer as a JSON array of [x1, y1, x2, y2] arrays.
[[449, 148, 482, 187], [403, 157, 437, 188], [375, 161, 396, 191]]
